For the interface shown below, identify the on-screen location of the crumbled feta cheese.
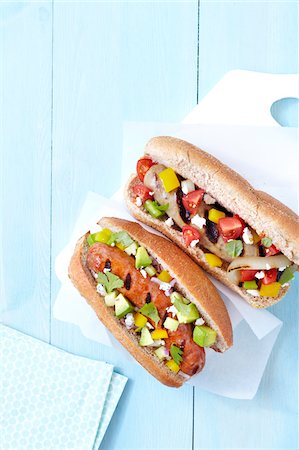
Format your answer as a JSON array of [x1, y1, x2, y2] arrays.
[[103, 268, 111, 274], [191, 215, 206, 229], [265, 263, 271, 270], [195, 318, 205, 326], [140, 269, 147, 278], [146, 322, 154, 330], [227, 239, 233, 242], [165, 217, 174, 227], [279, 266, 286, 272], [124, 313, 134, 330], [204, 193, 216, 205], [166, 305, 178, 318], [190, 239, 199, 248], [281, 283, 290, 288], [242, 227, 254, 245], [150, 339, 165, 347], [246, 289, 260, 297], [110, 242, 115, 247], [159, 282, 172, 292], [93, 272, 98, 279], [255, 271, 265, 280], [149, 191, 154, 196], [135, 196, 143, 207], [181, 179, 195, 194], [96, 284, 107, 296]]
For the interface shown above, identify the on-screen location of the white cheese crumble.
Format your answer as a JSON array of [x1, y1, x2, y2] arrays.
[[146, 322, 154, 330], [246, 289, 260, 297], [195, 318, 205, 326], [265, 263, 271, 270], [242, 227, 254, 245], [279, 266, 286, 272], [93, 272, 98, 279], [110, 243, 115, 247], [135, 196, 142, 207], [124, 313, 134, 330], [149, 191, 154, 196], [103, 268, 111, 274], [281, 283, 290, 288], [191, 215, 206, 229], [150, 339, 165, 347], [96, 284, 107, 296], [165, 217, 174, 227], [181, 179, 195, 194], [204, 193, 216, 205], [159, 282, 172, 292], [255, 271, 265, 280], [166, 305, 178, 318], [190, 239, 199, 248], [140, 269, 147, 278]]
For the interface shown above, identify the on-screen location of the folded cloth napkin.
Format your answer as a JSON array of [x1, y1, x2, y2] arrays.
[[0, 324, 127, 450]]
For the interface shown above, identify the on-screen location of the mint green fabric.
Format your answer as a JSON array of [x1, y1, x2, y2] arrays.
[[0, 325, 127, 449]]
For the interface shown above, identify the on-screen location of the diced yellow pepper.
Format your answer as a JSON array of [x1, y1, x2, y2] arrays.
[[94, 228, 112, 244], [252, 229, 261, 244], [157, 270, 172, 283], [204, 253, 223, 268], [116, 242, 125, 251], [158, 168, 180, 192], [134, 312, 147, 328], [260, 282, 281, 298], [151, 329, 169, 340], [166, 359, 180, 373], [208, 208, 226, 224]]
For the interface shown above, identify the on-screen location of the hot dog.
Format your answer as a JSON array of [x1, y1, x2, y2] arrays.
[[125, 136, 299, 308], [69, 217, 232, 387]]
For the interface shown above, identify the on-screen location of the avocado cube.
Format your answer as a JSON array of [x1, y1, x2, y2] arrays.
[[139, 327, 154, 346], [193, 325, 216, 347], [135, 246, 152, 269], [114, 294, 134, 318]]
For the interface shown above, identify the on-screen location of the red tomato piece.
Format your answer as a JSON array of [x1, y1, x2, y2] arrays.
[[182, 225, 201, 247], [265, 244, 280, 257], [263, 269, 278, 285], [132, 184, 153, 203], [218, 215, 245, 242], [240, 269, 258, 282], [136, 158, 154, 182], [182, 189, 205, 214]]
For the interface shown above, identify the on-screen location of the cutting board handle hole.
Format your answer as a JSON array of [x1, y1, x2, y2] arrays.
[[270, 97, 299, 127]]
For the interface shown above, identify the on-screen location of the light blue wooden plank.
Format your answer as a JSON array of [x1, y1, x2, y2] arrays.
[[0, 1, 52, 341], [51, 2, 198, 449], [194, 2, 298, 449]]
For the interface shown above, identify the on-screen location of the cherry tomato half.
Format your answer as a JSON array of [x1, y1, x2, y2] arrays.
[[265, 244, 280, 257], [240, 269, 258, 282], [182, 189, 205, 214], [182, 225, 201, 247], [263, 268, 278, 285], [136, 158, 154, 182], [218, 215, 245, 242], [132, 184, 153, 203]]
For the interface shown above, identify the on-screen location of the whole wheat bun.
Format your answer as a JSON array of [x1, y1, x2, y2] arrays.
[[68, 217, 233, 388], [125, 136, 298, 308]]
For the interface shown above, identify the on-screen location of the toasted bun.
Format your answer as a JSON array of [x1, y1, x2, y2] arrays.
[[69, 218, 233, 387], [124, 136, 298, 308]]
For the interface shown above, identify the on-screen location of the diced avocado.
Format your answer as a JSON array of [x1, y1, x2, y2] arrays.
[[124, 241, 139, 256], [135, 246, 152, 269], [170, 291, 190, 305], [163, 317, 179, 331], [243, 280, 258, 290], [114, 294, 134, 319], [139, 327, 154, 346], [278, 267, 295, 285], [193, 325, 216, 347], [171, 296, 199, 324], [104, 291, 118, 307], [145, 265, 157, 277], [87, 234, 96, 246], [154, 346, 167, 360]]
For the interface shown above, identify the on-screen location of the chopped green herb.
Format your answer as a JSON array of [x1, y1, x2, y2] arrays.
[[170, 344, 183, 366], [139, 302, 160, 324], [107, 231, 134, 248], [97, 272, 124, 294], [261, 237, 272, 248], [225, 240, 243, 258]]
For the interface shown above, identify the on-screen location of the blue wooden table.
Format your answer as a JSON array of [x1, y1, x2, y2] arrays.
[[1, 2, 298, 449]]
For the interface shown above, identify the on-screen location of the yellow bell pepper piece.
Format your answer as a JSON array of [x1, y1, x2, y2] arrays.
[[134, 312, 147, 328], [157, 270, 172, 283], [204, 253, 223, 268], [158, 168, 180, 192], [151, 329, 169, 340], [116, 242, 125, 251], [208, 208, 226, 224], [94, 228, 112, 244], [166, 359, 180, 373], [260, 282, 281, 298]]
